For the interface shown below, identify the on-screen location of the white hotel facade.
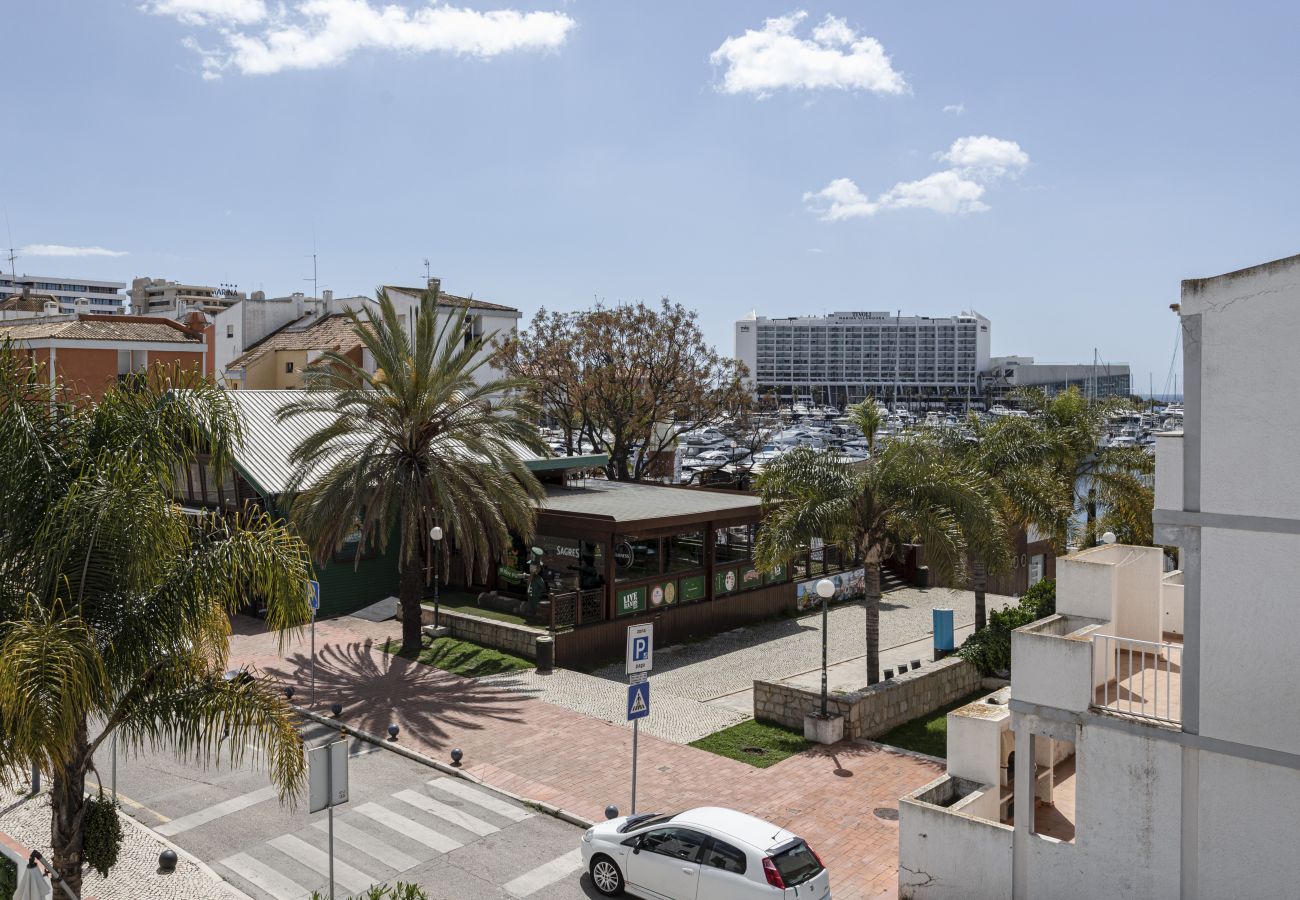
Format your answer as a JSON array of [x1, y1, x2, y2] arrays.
[[0, 273, 127, 314], [734, 310, 990, 408], [897, 253, 1300, 899]]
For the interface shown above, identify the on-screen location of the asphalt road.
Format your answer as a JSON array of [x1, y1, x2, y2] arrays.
[[93, 720, 600, 900]]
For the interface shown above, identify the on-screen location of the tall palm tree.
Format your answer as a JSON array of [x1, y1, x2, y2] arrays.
[[280, 289, 545, 654], [755, 400, 1004, 685], [941, 414, 1073, 630], [1016, 387, 1155, 547], [0, 347, 312, 896]]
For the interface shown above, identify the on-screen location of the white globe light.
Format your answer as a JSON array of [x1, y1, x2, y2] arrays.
[[1101, 531, 1117, 544], [816, 578, 836, 599], [430, 526, 444, 541]]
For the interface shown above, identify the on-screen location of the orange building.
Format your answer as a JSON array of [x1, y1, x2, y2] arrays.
[[0, 313, 206, 400]]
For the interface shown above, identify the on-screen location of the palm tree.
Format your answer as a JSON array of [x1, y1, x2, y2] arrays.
[[0, 347, 312, 896], [755, 400, 1004, 685], [940, 414, 1073, 630], [1016, 387, 1155, 547], [280, 289, 545, 654]]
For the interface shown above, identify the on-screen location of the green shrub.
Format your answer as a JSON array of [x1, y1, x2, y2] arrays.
[[957, 579, 1057, 676], [0, 854, 16, 900]]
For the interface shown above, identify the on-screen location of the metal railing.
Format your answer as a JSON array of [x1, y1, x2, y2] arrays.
[[1092, 634, 1182, 725]]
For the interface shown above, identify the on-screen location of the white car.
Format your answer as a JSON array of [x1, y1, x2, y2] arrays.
[[580, 806, 831, 899]]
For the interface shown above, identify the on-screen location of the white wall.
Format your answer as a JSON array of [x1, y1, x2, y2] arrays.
[[947, 700, 1010, 787], [1160, 572, 1184, 636], [1183, 259, 1300, 521], [1197, 526, 1300, 755], [1020, 725, 1181, 900], [899, 791, 1013, 900], [1110, 546, 1165, 642], [1012, 622, 1096, 713], [1056, 550, 1117, 621], [1154, 433, 1183, 513], [1196, 750, 1300, 900]]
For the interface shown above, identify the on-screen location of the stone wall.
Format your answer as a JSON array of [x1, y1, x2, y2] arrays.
[[753, 656, 983, 741], [407, 605, 545, 661]]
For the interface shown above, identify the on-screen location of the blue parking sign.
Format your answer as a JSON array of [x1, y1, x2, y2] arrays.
[[308, 580, 321, 612], [627, 682, 650, 721]]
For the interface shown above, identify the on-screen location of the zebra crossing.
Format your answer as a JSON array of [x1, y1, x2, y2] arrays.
[[213, 777, 583, 900]]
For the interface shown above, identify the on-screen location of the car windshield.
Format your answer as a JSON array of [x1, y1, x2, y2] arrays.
[[618, 813, 676, 833], [771, 840, 822, 887]]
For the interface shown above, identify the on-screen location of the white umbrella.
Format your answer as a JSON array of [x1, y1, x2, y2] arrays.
[[14, 856, 54, 900]]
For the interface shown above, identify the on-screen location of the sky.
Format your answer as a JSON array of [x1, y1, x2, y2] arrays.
[[5, 1, 1300, 394]]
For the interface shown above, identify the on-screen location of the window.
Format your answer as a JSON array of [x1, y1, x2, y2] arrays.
[[614, 536, 659, 582], [664, 531, 704, 572], [639, 828, 706, 862], [770, 840, 824, 887], [702, 839, 746, 874], [714, 525, 754, 563], [285, 361, 295, 374], [536, 536, 605, 593], [226, 324, 234, 338]]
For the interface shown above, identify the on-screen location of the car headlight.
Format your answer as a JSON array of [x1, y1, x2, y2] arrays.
[[582, 829, 594, 843]]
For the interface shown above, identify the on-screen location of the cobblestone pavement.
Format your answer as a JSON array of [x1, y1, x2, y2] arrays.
[[228, 616, 945, 899], [0, 788, 244, 900], [482, 585, 1015, 743]]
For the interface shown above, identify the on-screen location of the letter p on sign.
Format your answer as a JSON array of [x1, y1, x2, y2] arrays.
[[626, 623, 653, 675]]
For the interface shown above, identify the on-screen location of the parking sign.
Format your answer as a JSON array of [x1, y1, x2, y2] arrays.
[[626, 623, 653, 675]]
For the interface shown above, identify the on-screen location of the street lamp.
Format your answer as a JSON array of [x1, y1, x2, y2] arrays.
[[1101, 531, 1117, 545], [430, 526, 444, 628], [816, 578, 836, 717]]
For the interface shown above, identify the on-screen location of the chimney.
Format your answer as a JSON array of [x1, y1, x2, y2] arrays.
[[43, 300, 59, 317], [322, 289, 333, 303], [427, 277, 441, 297], [252, 290, 266, 302]]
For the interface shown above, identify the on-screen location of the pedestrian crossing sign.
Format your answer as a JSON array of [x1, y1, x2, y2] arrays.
[[627, 681, 650, 721]]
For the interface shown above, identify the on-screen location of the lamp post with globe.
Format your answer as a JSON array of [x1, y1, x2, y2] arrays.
[[430, 526, 444, 628], [816, 578, 836, 716]]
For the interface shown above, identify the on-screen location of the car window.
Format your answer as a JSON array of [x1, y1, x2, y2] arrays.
[[771, 840, 823, 887], [702, 839, 747, 875], [640, 828, 706, 862]]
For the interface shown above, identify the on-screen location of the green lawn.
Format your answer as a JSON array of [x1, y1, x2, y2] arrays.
[[875, 690, 989, 758], [381, 637, 533, 678], [689, 719, 811, 769], [421, 593, 528, 626]]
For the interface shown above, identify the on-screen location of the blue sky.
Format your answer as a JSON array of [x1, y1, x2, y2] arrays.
[[6, 1, 1300, 392]]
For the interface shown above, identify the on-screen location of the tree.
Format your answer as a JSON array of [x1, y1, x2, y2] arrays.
[[938, 414, 1073, 630], [500, 299, 751, 481], [281, 289, 546, 654], [1016, 387, 1155, 547], [755, 400, 1004, 685], [0, 348, 312, 896]]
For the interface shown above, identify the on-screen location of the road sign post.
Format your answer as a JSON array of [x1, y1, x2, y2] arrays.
[[308, 580, 321, 706], [625, 624, 653, 814], [308, 738, 348, 900]]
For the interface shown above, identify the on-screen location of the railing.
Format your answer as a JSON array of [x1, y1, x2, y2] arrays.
[[549, 588, 606, 630], [1092, 634, 1183, 725]]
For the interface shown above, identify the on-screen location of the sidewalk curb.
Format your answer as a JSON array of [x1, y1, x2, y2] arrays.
[[115, 807, 255, 900], [293, 706, 597, 831]]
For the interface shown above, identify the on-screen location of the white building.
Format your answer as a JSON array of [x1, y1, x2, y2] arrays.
[[734, 310, 990, 408], [897, 252, 1300, 899], [130, 276, 245, 314], [0, 274, 127, 314], [983, 355, 1132, 401], [381, 279, 521, 385]]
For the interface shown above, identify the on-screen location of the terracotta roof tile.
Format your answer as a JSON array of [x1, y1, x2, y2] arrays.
[[0, 316, 201, 343], [227, 313, 363, 370], [382, 285, 519, 314]]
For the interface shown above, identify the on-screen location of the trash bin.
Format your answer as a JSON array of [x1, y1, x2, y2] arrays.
[[915, 565, 930, 589], [535, 635, 555, 673], [933, 608, 955, 659]]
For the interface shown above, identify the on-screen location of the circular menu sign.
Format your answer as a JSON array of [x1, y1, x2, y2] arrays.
[[664, 582, 677, 605], [725, 570, 737, 592], [650, 585, 664, 607]]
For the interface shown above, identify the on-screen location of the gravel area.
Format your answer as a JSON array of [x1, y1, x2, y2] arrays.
[[483, 585, 1014, 744], [0, 788, 246, 900]]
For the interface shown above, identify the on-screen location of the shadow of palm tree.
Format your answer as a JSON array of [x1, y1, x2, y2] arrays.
[[259, 636, 531, 751]]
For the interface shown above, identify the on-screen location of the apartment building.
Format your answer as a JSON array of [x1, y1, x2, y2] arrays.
[[0, 313, 206, 400], [130, 276, 245, 315], [734, 310, 990, 408], [897, 252, 1300, 899], [0, 274, 127, 314]]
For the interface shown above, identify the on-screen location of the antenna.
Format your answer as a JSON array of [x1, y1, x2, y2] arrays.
[[304, 229, 318, 298], [3, 208, 16, 289], [423, 258, 431, 282]]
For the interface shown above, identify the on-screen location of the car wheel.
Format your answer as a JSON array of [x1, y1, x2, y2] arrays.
[[589, 855, 625, 896]]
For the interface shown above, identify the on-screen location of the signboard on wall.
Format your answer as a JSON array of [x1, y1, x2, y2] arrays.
[[714, 568, 738, 596], [680, 575, 707, 602], [739, 564, 763, 591], [649, 581, 677, 608], [765, 562, 787, 585], [795, 567, 866, 612], [617, 585, 647, 616]]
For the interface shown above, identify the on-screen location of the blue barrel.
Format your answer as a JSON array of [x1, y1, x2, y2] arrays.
[[933, 608, 955, 652]]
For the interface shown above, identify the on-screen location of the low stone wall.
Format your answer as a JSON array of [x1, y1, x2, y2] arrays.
[[412, 605, 544, 660], [753, 656, 983, 741]]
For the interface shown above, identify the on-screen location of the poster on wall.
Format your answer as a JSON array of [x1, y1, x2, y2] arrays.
[[617, 585, 647, 616], [680, 575, 707, 602], [739, 564, 763, 591], [795, 567, 866, 612], [765, 562, 787, 585], [714, 568, 738, 596], [649, 580, 678, 608]]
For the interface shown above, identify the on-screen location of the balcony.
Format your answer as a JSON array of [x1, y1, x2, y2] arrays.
[[1092, 633, 1183, 725]]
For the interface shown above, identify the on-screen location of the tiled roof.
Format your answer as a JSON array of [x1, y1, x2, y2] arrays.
[[227, 314, 363, 370], [0, 316, 201, 343], [382, 285, 519, 314], [223, 389, 556, 495]]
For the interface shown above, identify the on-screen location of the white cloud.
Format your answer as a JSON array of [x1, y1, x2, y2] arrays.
[[710, 11, 906, 97], [143, 0, 267, 26], [154, 0, 576, 78], [937, 135, 1029, 178], [804, 134, 1028, 221], [942, 102, 965, 115], [20, 244, 130, 258]]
